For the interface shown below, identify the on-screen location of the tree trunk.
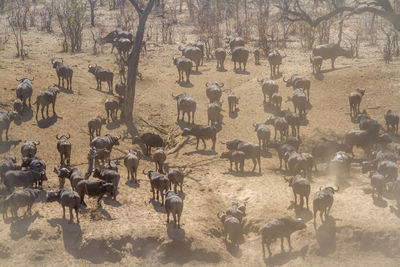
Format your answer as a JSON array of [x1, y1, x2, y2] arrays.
[[90, 2, 95, 27], [124, 0, 155, 122]]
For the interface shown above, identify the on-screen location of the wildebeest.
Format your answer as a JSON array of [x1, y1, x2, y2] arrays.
[[218, 212, 241, 245], [133, 133, 164, 155], [88, 116, 107, 141], [13, 99, 24, 115], [34, 87, 60, 120], [88, 65, 114, 93], [143, 169, 169, 206], [192, 42, 204, 65], [271, 93, 282, 110], [207, 102, 223, 126], [167, 167, 185, 192], [312, 43, 352, 70], [75, 179, 114, 207], [285, 151, 314, 179], [312, 138, 351, 171], [223, 139, 261, 173], [227, 37, 245, 52], [284, 109, 301, 138], [86, 147, 111, 172], [90, 134, 120, 152], [115, 82, 126, 98], [226, 202, 246, 224], [258, 78, 278, 103], [261, 217, 306, 258], [16, 77, 34, 108], [313, 186, 339, 228], [265, 116, 289, 141], [0, 157, 18, 182], [285, 175, 310, 209], [172, 93, 196, 124], [102, 30, 133, 44], [310, 55, 323, 74], [93, 168, 120, 200], [165, 190, 184, 228], [0, 112, 18, 141], [283, 75, 311, 102], [349, 89, 365, 117], [173, 56, 192, 84], [253, 123, 271, 151], [232, 46, 249, 72], [105, 98, 119, 122], [3, 188, 41, 219], [124, 150, 141, 183], [228, 93, 239, 114], [385, 110, 399, 134], [153, 147, 166, 174], [206, 81, 224, 103], [4, 169, 47, 192], [47, 188, 80, 223], [288, 88, 308, 117], [182, 125, 217, 151], [179, 46, 202, 71], [220, 150, 246, 172], [330, 151, 351, 178], [51, 58, 73, 90], [21, 140, 40, 158], [215, 48, 226, 70], [54, 166, 87, 190], [112, 37, 131, 57], [267, 50, 286, 78], [56, 134, 71, 166]]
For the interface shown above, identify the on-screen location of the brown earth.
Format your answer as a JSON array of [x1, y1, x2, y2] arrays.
[[0, 5, 400, 267]]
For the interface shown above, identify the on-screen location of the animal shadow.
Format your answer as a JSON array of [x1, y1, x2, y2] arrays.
[[177, 81, 194, 88], [106, 120, 120, 130], [89, 206, 112, 221], [222, 170, 262, 177], [0, 139, 22, 154], [125, 180, 140, 188], [47, 218, 83, 257], [191, 71, 202, 75], [217, 68, 227, 72], [315, 216, 336, 256], [260, 150, 273, 158], [150, 198, 167, 213], [263, 102, 282, 116], [167, 223, 186, 241], [263, 245, 308, 266], [270, 73, 283, 80], [54, 85, 74, 95], [229, 109, 239, 119], [183, 150, 218, 156], [234, 70, 250, 75], [103, 197, 122, 207], [225, 241, 242, 258], [372, 195, 388, 208], [313, 72, 324, 81], [320, 65, 350, 74], [37, 115, 59, 128], [19, 108, 33, 123], [9, 212, 41, 240]]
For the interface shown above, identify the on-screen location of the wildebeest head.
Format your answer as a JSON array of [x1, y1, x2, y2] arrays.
[[46, 189, 61, 202], [282, 74, 298, 87], [102, 30, 119, 44], [51, 58, 63, 68], [238, 203, 246, 215], [293, 218, 307, 230], [206, 81, 224, 88], [92, 168, 102, 178], [88, 64, 100, 74], [181, 128, 191, 137], [322, 186, 339, 194], [16, 77, 34, 84], [172, 93, 186, 101], [56, 134, 71, 140], [54, 167, 72, 179], [142, 169, 157, 178], [284, 176, 295, 186], [221, 139, 243, 151], [165, 190, 177, 198]]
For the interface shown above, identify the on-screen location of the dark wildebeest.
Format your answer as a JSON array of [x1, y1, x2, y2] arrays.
[[34, 87, 60, 120], [16, 77, 34, 108], [178, 46, 202, 72], [173, 56, 192, 84], [312, 43, 352, 70], [0, 112, 18, 141], [267, 50, 286, 78], [56, 134, 71, 167], [232, 46, 249, 72], [88, 64, 114, 93], [51, 58, 73, 90]]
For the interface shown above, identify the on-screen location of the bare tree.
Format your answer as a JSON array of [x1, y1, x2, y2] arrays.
[[7, 1, 26, 59], [276, 0, 400, 32], [123, 0, 158, 122], [88, 0, 98, 27]]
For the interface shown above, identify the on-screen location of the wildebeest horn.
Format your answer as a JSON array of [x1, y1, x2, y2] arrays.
[[117, 135, 121, 140], [334, 186, 339, 192], [61, 58, 64, 63], [51, 58, 54, 64], [282, 52, 287, 58], [66, 133, 70, 139], [319, 186, 323, 191], [34, 141, 40, 145], [220, 141, 226, 144], [16, 77, 20, 82], [142, 169, 148, 175], [56, 134, 61, 140], [171, 93, 176, 98], [253, 123, 257, 127], [30, 77, 34, 81], [206, 82, 211, 87], [218, 82, 224, 88], [283, 76, 288, 82], [88, 64, 91, 68], [284, 176, 289, 182]]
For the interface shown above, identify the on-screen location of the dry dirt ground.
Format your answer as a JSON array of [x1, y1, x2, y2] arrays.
[[0, 6, 400, 267]]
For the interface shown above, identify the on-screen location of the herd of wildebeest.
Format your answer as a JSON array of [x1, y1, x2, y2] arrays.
[[0, 31, 400, 258]]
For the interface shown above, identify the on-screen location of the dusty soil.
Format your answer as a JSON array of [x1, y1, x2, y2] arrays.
[[0, 5, 400, 267]]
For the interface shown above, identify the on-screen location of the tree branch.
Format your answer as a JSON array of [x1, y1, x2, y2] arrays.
[[128, 0, 143, 15]]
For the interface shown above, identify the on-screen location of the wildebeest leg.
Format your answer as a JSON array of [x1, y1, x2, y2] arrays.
[[234, 61, 236, 71], [52, 101, 56, 116], [97, 193, 105, 206], [293, 191, 297, 205], [331, 57, 335, 69], [172, 213, 177, 228], [320, 209, 324, 222], [280, 237, 284, 252], [201, 138, 206, 150], [62, 77, 65, 89], [58, 75, 60, 87], [191, 111, 195, 124], [244, 62, 246, 72], [166, 210, 170, 224], [75, 207, 79, 223], [40, 105, 45, 119], [251, 158, 257, 172], [156, 189, 160, 201], [196, 137, 199, 149]]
